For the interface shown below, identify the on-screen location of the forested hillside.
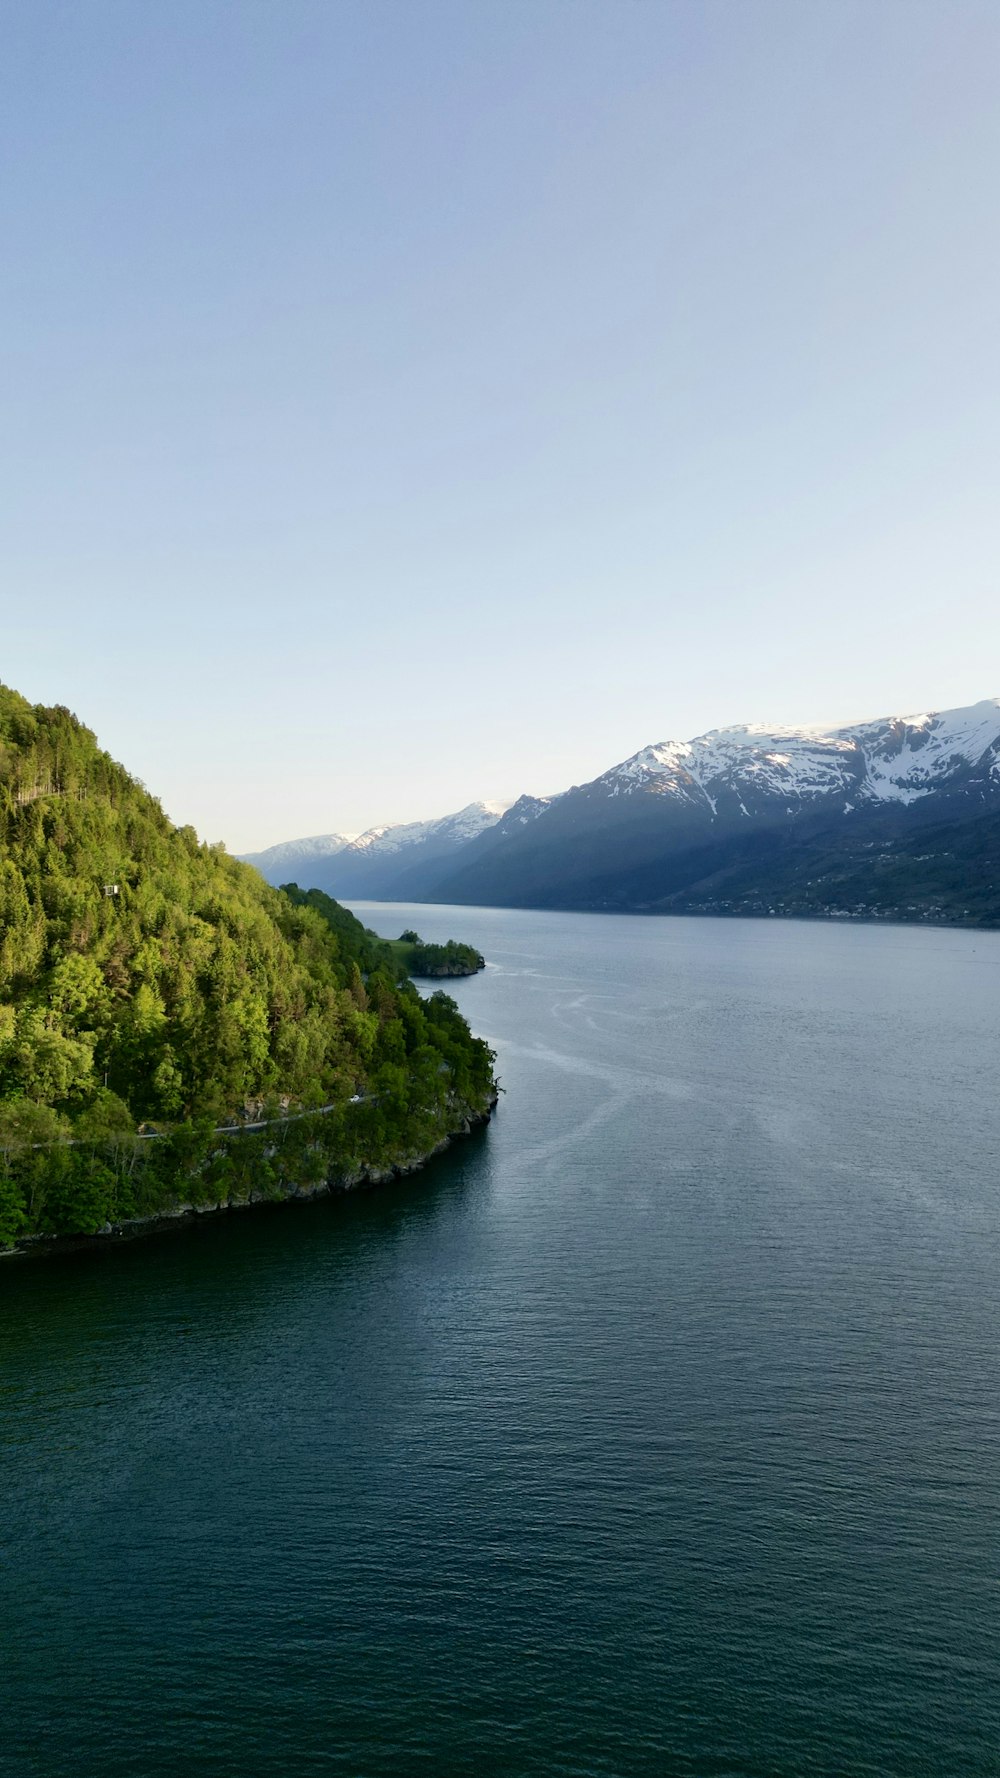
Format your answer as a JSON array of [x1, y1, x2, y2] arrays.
[[0, 686, 495, 1246]]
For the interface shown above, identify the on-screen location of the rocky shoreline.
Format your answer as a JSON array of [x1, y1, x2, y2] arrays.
[[412, 961, 484, 977], [6, 1092, 498, 1260]]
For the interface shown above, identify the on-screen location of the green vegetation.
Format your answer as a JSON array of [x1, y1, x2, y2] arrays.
[[387, 932, 485, 977], [670, 808, 1000, 928], [0, 686, 496, 1247]]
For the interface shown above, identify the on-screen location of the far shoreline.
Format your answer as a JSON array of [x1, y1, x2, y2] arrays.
[[346, 898, 1000, 940]]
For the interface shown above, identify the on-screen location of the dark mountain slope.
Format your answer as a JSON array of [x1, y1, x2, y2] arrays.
[[423, 786, 717, 908], [667, 803, 1000, 925]]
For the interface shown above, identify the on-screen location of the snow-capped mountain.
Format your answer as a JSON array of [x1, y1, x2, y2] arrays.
[[597, 700, 1000, 815], [243, 801, 512, 893], [243, 700, 1000, 924], [846, 702, 1000, 804], [426, 698, 1000, 915], [241, 831, 355, 877], [341, 801, 511, 859]]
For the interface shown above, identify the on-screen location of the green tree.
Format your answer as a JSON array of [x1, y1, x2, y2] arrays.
[[0, 683, 496, 1245]]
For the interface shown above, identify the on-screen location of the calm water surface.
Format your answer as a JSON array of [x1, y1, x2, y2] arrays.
[[3, 908, 1000, 1777]]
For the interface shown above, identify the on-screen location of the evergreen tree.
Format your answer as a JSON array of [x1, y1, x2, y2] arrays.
[[0, 686, 495, 1243]]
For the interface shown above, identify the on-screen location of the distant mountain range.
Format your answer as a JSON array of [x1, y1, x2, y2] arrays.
[[244, 799, 516, 902], [242, 699, 1000, 926]]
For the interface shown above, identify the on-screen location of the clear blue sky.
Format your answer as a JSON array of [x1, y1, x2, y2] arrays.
[[2, 0, 998, 850]]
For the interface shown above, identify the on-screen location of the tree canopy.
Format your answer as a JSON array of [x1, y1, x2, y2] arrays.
[[0, 686, 495, 1244]]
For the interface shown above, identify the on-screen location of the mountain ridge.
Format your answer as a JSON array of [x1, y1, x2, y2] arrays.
[[243, 699, 1000, 925], [243, 799, 513, 897]]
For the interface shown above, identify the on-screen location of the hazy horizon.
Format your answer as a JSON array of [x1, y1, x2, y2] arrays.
[[3, 0, 998, 851]]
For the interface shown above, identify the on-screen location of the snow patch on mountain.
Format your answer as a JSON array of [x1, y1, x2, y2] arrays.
[[601, 727, 858, 808], [242, 832, 355, 870], [849, 702, 1000, 803], [491, 793, 558, 831], [601, 700, 1000, 813], [341, 800, 513, 858]]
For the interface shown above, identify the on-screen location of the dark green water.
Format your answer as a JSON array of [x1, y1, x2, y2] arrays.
[[4, 907, 1000, 1777]]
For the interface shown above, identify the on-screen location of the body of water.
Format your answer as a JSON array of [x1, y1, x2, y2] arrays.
[[4, 907, 1000, 1775]]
